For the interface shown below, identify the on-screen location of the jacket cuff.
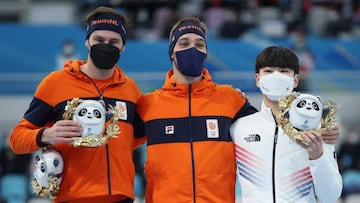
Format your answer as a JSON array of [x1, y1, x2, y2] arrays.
[[36, 128, 50, 147]]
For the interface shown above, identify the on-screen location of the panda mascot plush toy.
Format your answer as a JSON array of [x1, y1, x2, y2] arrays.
[[63, 98, 120, 147], [288, 93, 323, 130], [72, 100, 106, 136], [278, 92, 337, 141], [32, 148, 64, 198]]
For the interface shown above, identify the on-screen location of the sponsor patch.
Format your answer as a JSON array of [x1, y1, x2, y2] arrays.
[[115, 101, 127, 120], [206, 119, 219, 138], [244, 134, 261, 142], [165, 125, 174, 135]]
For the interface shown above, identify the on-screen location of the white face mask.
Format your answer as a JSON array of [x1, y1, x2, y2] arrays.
[[259, 71, 294, 101]]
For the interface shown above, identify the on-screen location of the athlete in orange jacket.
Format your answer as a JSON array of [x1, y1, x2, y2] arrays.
[[137, 17, 257, 203], [10, 7, 145, 203]]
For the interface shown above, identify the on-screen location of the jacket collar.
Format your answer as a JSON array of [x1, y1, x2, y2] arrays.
[[161, 68, 216, 96], [260, 101, 277, 123], [63, 60, 126, 84]]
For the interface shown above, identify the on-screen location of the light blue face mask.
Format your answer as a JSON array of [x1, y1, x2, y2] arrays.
[[175, 47, 207, 77]]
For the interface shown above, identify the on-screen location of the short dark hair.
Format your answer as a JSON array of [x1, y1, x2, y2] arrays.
[[255, 46, 299, 74]]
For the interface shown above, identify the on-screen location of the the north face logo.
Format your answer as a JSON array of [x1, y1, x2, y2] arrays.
[[244, 134, 261, 142]]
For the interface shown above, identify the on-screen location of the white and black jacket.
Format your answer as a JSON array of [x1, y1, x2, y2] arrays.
[[230, 102, 342, 203]]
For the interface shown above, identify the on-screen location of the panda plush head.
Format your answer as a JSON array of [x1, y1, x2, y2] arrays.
[[73, 100, 106, 136], [288, 93, 323, 130], [33, 149, 64, 188]]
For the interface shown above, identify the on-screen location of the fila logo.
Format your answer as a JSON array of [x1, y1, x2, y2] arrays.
[[244, 134, 261, 142], [165, 125, 174, 135]]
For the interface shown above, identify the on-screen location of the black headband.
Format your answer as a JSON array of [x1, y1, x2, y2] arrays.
[[86, 13, 127, 44], [168, 22, 206, 57]]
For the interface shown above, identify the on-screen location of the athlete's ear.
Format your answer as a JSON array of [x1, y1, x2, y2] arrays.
[[120, 45, 125, 52], [170, 52, 175, 62], [293, 74, 300, 88], [255, 73, 260, 87], [85, 39, 90, 50]]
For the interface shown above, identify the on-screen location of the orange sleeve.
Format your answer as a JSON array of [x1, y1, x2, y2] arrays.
[[10, 118, 44, 154]]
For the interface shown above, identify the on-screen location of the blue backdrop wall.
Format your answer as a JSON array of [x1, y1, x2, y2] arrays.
[[0, 24, 359, 94]]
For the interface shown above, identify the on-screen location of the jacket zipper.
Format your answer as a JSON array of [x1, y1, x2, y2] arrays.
[[188, 84, 197, 203], [272, 126, 279, 203], [80, 71, 117, 195], [106, 144, 112, 194]]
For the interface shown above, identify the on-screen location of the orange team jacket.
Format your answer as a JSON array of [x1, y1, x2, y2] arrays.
[[10, 60, 146, 203], [137, 69, 258, 203]]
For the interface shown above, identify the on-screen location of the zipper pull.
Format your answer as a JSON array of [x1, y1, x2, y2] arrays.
[[274, 126, 279, 144]]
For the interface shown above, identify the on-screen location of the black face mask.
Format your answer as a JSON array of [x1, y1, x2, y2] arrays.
[[90, 44, 120, 70]]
